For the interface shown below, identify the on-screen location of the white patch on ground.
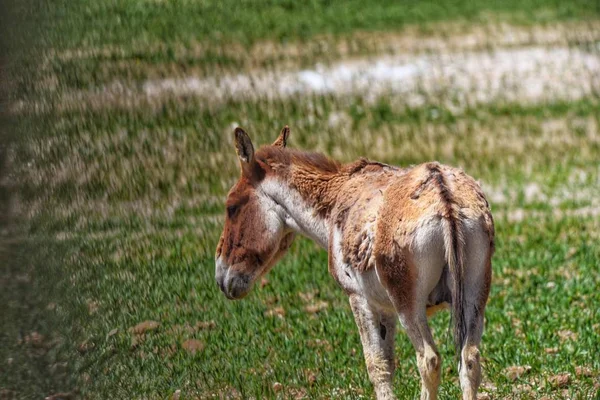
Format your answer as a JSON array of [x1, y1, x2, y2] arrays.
[[523, 183, 542, 203], [142, 46, 600, 107], [481, 166, 600, 223], [499, 206, 600, 223], [483, 177, 600, 206]]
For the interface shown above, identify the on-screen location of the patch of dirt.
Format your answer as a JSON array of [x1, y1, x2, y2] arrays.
[[264, 306, 286, 319], [304, 301, 329, 314], [549, 373, 570, 389], [504, 365, 532, 381], [181, 339, 204, 355], [129, 320, 160, 334]]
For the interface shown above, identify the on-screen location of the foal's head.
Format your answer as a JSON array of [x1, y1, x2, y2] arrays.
[[215, 126, 295, 299]]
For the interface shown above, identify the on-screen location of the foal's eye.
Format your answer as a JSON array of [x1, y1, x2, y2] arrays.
[[227, 205, 239, 218]]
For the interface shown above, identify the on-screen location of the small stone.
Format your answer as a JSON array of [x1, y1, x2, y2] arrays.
[[44, 393, 74, 400], [106, 328, 119, 339], [195, 320, 216, 330], [272, 382, 283, 393], [557, 329, 578, 342], [298, 291, 317, 302], [549, 373, 570, 388], [264, 307, 285, 319], [304, 301, 329, 314], [575, 366, 593, 377], [78, 340, 94, 354], [87, 300, 99, 315]]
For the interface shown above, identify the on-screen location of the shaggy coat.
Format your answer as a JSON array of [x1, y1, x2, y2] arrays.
[[216, 127, 494, 400]]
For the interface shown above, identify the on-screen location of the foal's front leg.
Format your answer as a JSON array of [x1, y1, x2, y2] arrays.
[[349, 294, 397, 400]]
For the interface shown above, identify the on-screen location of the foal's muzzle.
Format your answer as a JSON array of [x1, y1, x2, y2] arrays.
[[215, 258, 253, 300]]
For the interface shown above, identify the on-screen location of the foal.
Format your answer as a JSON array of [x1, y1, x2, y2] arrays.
[[215, 126, 494, 400]]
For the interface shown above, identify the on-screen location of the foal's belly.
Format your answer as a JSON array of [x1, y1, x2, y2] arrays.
[[355, 269, 450, 316]]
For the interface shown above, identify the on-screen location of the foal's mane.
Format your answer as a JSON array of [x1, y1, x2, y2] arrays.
[[256, 145, 341, 175], [254, 144, 403, 218]]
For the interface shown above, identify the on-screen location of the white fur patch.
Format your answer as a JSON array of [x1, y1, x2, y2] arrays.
[[332, 228, 394, 312], [260, 177, 330, 248], [360, 269, 395, 312], [331, 228, 360, 294], [411, 217, 447, 301], [256, 186, 286, 240]]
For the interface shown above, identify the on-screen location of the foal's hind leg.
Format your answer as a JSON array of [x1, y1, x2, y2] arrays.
[[459, 313, 484, 400], [399, 311, 441, 400], [349, 295, 397, 400], [459, 224, 493, 400], [458, 269, 492, 399], [375, 251, 443, 399]]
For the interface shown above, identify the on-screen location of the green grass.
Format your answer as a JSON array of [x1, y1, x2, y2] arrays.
[[38, 0, 600, 49], [5, 0, 591, 52], [2, 0, 600, 399]]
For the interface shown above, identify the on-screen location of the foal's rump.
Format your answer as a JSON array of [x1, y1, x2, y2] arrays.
[[338, 159, 494, 398], [373, 162, 494, 332], [410, 215, 492, 316]]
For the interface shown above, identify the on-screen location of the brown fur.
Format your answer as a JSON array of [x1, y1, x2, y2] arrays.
[[226, 145, 494, 296], [336, 173, 387, 272], [220, 176, 260, 267], [218, 143, 343, 279], [218, 131, 494, 400], [256, 146, 344, 218], [218, 157, 284, 279], [477, 246, 494, 322], [253, 149, 494, 280]]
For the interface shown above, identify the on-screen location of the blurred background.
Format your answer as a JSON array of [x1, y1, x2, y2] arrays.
[[1, 1, 599, 399]]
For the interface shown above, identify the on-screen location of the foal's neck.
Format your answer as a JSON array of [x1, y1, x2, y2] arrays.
[[262, 157, 350, 249]]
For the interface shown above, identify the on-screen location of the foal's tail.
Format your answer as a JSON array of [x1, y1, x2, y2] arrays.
[[442, 213, 467, 365], [430, 162, 468, 365]]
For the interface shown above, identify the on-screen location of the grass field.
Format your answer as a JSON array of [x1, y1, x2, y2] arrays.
[[1, 0, 600, 399]]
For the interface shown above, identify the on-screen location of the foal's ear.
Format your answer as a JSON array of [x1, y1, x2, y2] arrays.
[[272, 125, 290, 148], [233, 127, 255, 175]]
